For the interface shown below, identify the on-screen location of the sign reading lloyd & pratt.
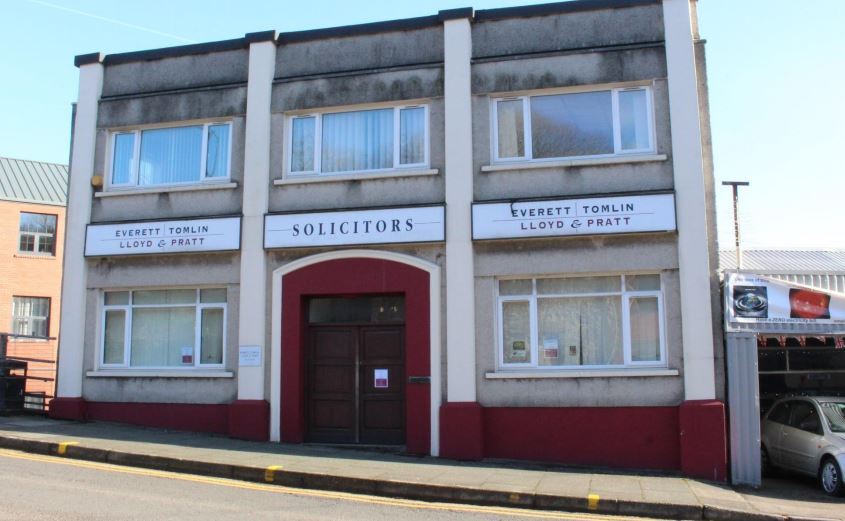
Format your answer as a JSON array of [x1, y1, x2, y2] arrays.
[[264, 205, 445, 249], [85, 216, 241, 256], [472, 193, 676, 240]]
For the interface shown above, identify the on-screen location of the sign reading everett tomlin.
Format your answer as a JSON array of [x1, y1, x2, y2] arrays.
[[85, 217, 241, 256], [472, 193, 676, 240], [264, 206, 445, 248]]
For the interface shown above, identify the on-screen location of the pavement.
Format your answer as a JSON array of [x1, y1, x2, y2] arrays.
[[0, 416, 841, 521]]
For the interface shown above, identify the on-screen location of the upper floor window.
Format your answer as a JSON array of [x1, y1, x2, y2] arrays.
[[288, 104, 428, 176], [492, 86, 654, 163], [19, 212, 57, 255], [12, 296, 50, 337], [497, 274, 665, 370], [109, 122, 231, 188]]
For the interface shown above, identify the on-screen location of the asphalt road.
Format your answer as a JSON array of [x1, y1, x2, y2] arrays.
[[0, 449, 655, 521]]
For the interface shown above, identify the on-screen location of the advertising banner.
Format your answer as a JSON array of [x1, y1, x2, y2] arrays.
[[264, 205, 445, 249], [726, 273, 845, 325], [472, 193, 676, 240], [85, 216, 241, 256]]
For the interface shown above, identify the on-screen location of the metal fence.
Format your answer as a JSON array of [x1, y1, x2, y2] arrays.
[[0, 332, 55, 415]]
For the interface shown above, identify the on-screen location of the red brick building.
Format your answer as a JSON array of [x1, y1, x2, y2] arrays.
[[0, 156, 67, 407]]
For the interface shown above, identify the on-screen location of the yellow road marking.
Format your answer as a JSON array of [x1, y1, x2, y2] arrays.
[[264, 464, 282, 482], [57, 441, 79, 455], [587, 494, 600, 510], [0, 448, 644, 521]]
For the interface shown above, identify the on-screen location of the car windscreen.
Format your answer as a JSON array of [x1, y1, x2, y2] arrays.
[[820, 402, 845, 433]]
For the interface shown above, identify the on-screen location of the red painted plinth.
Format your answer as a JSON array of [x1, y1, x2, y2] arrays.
[[484, 406, 681, 471], [228, 400, 269, 441], [440, 402, 484, 460], [48, 397, 87, 421], [85, 402, 229, 435], [679, 400, 728, 481]]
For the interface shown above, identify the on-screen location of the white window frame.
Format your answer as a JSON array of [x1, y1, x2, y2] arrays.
[[490, 85, 656, 164], [99, 288, 227, 370], [496, 274, 666, 370], [11, 296, 50, 338], [106, 121, 233, 190], [286, 103, 430, 177], [18, 212, 57, 256]]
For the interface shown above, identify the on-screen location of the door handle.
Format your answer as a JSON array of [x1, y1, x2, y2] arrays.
[[408, 376, 430, 384]]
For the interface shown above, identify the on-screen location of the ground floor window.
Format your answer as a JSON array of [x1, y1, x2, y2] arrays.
[[11, 296, 50, 337], [498, 274, 665, 369], [101, 288, 226, 369]]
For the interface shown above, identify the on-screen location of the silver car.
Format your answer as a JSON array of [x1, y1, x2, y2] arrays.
[[761, 396, 845, 496]]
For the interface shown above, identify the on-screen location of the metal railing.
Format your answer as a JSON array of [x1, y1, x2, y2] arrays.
[[0, 332, 56, 415]]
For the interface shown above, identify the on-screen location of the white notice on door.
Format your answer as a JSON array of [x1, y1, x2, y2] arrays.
[[374, 369, 389, 389]]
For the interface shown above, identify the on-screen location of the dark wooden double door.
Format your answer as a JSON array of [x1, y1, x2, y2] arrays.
[[307, 325, 405, 445]]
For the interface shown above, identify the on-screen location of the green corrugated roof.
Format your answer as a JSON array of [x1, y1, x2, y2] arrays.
[[0, 157, 68, 206]]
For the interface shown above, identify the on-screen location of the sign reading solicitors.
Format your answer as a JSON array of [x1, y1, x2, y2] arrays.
[[472, 193, 676, 240], [85, 216, 241, 256], [264, 205, 445, 248]]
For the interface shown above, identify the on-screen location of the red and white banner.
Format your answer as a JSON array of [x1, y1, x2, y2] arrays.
[[726, 273, 845, 325]]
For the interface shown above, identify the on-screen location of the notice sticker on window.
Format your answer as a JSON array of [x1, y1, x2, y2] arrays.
[[181, 346, 193, 365], [374, 369, 388, 389], [542, 337, 559, 359], [511, 341, 527, 361]]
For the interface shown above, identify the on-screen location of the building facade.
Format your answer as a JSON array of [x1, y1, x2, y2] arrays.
[[0, 157, 68, 405], [52, 0, 727, 479]]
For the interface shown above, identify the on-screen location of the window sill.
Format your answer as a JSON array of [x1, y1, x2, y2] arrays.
[[481, 154, 668, 173], [14, 254, 56, 260], [86, 370, 234, 378], [274, 168, 439, 186], [95, 182, 238, 198], [485, 368, 679, 379]]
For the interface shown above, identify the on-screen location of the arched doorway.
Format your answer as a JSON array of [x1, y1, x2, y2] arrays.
[[269, 250, 441, 456]]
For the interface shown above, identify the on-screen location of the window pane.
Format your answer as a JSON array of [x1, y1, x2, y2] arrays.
[[625, 274, 660, 291], [630, 297, 660, 362], [205, 124, 230, 178], [496, 99, 525, 158], [537, 276, 620, 295], [112, 133, 135, 184], [104, 291, 130, 306], [538, 296, 622, 366], [20, 213, 56, 233], [321, 109, 393, 173], [12, 297, 49, 337], [502, 301, 531, 364], [399, 107, 425, 165], [139, 126, 203, 185], [530, 91, 613, 158], [130, 307, 195, 367], [19, 233, 34, 252], [619, 89, 650, 151], [200, 308, 224, 364], [103, 310, 126, 364], [37, 235, 54, 254], [200, 288, 227, 303], [291, 117, 316, 172], [12, 317, 30, 336], [499, 279, 532, 296], [308, 296, 404, 324], [133, 289, 196, 305]]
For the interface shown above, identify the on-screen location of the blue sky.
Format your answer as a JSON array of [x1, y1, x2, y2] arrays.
[[1, 0, 843, 249]]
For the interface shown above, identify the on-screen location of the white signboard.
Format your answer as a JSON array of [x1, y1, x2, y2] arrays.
[[726, 273, 845, 326], [238, 345, 262, 367], [85, 217, 241, 256], [264, 206, 445, 249], [472, 193, 676, 240]]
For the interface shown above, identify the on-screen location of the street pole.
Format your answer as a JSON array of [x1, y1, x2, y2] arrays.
[[722, 181, 750, 269]]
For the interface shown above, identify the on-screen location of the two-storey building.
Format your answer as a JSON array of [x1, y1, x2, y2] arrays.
[[52, 0, 727, 479], [1, 156, 67, 406]]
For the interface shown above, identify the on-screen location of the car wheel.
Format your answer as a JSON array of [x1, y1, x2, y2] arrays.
[[761, 446, 777, 478], [819, 457, 844, 497]]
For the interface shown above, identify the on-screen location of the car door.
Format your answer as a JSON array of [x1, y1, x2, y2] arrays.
[[762, 401, 791, 466], [781, 400, 825, 475]]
